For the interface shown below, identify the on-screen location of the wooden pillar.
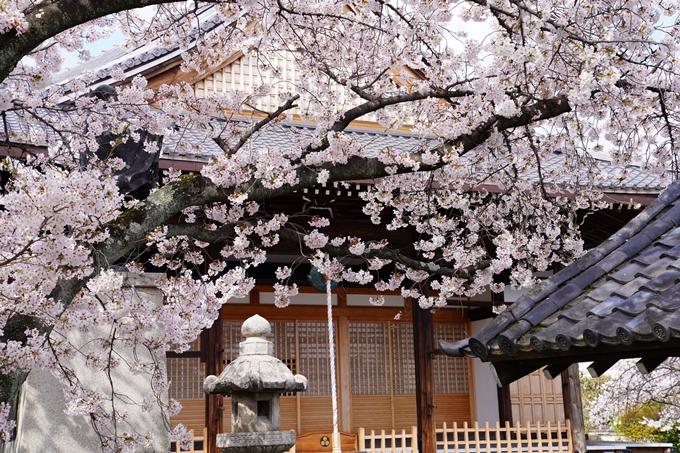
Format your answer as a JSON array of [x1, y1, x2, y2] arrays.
[[492, 290, 513, 425], [561, 364, 586, 453], [412, 300, 435, 453], [497, 384, 513, 424], [201, 308, 224, 453]]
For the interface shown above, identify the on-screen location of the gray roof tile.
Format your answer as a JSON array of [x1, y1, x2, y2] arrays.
[[639, 267, 680, 293], [609, 261, 647, 283], [597, 250, 631, 273], [570, 265, 607, 288], [588, 294, 627, 317], [647, 281, 680, 311], [523, 299, 561, 327], [636, 244, 673, 264], [639, 216, 677, 242], [558, 299, 602, 322], [588, 280, 627, 302], [660, 243, 680, 259], [527, 317, 578, 351], [616, 234, 653, 258], [611, 289, 657, 316], [612, 276, 649, 299], [655, 225, 680, 247], [616, 306, 669, 344], [635, 256, 678, 280], [652, 310, 680, 342], [593, 310, 637, 343]]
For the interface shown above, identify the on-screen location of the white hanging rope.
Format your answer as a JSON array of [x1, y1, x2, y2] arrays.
[[326, 277, 342, 453]]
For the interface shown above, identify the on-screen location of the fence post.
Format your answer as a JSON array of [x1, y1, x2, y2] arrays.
[[473, 421, 481, 453], [566, 419, 573, 453], [441, 422, 448, 453], [494, 421, 502, 453], [453, 422, 460, 453], [463, 421, 471, 453], [484, 421, 491, 453], [411, 426, 419, 453], [525, 421, 531, 453], [556, 421, 564, 452]]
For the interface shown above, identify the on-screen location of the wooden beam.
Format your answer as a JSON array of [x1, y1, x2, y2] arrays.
[[166, 351, 201, 359], [487, 342, 680, 384], [412, 297, 436, 453], [489, 361, 544, 387], [484, 338, 680, 363], [220, 301, 468, 324], [542, 363, 571, 380], [587, 360, 617, 377], [637, 356, 667, 374], [561, 364, 586, 453]]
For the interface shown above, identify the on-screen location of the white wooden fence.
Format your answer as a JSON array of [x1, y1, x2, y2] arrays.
[[358, 426, 419, 453], [176, 421, 572, 453], [358, 420, 573, 453]]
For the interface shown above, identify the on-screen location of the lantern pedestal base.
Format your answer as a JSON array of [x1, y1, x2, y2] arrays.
[[216, 430, 296, 453]]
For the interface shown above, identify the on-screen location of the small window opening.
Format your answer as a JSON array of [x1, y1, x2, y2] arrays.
[[257, 400, 270, 418]]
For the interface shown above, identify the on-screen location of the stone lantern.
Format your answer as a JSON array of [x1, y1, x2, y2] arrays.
[[204, 314, 307, 453]]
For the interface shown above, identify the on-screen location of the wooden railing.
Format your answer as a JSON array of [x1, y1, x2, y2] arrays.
[[188, 421, 572, 453], [358, 426, 418, 453], [438, 421, 572, 453], [357, 421, 572, 453]]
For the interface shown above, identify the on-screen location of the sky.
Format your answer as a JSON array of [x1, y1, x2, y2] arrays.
[[60, 32, 126, 72]]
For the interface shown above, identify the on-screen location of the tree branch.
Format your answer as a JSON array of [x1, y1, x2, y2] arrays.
[[163, 220, 491, 282], [214, 94, 301, 154], [277, 227, 490, 280], [0, 0, 190, 83]]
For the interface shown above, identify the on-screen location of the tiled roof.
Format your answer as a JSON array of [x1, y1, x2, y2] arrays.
[[161, 122, 430, 161], [51, 5, 224, 88], [0, 110, 668, 196], [440, 178, 680, 380]]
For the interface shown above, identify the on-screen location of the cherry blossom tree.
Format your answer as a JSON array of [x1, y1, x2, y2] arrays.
[[1, 0, 680, 450], [583, 359, 680, 439]]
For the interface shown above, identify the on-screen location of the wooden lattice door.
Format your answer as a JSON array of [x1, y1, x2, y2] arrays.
[[509, 369, 565, 423]]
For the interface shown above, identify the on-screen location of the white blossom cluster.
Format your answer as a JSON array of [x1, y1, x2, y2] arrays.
[[584, 359, 680, 432]]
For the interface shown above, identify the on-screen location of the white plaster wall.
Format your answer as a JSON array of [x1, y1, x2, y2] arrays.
[[4, 273, 169, 453], [472, 318, 500, 425], [346, 294, 404, 307], [260, 292, 337, 305]]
